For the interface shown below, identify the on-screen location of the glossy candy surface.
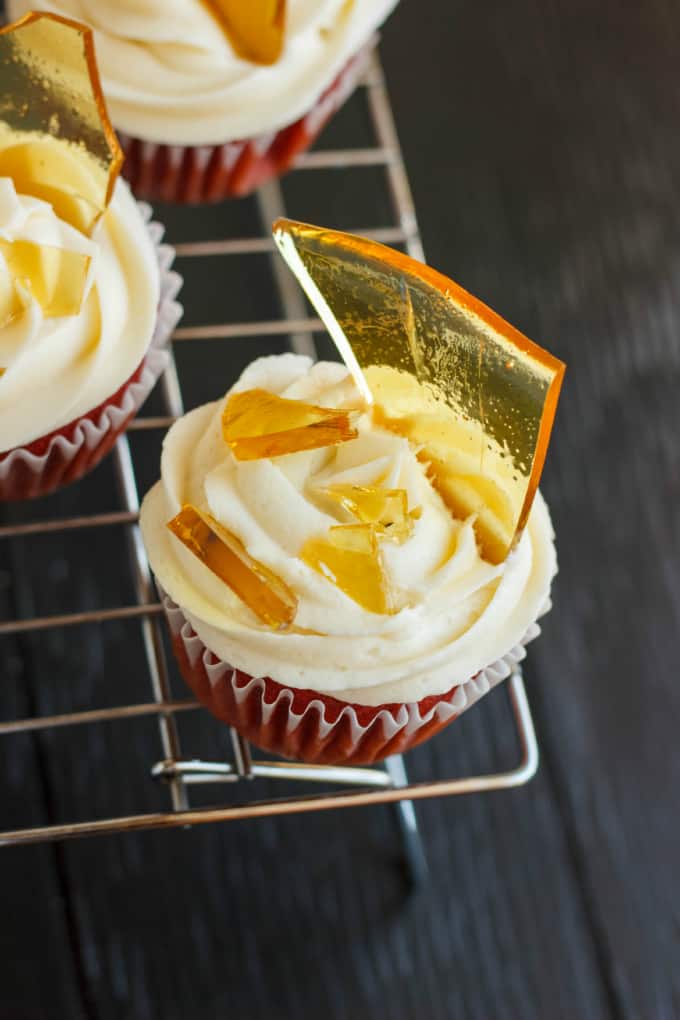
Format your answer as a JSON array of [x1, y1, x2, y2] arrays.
[[202, 1, 286, 65], [167, 505, 298, 629], [0, 12, 122, 236], [273, 219, 565, 563], [0, 240, 90, 327], [300, 524, 394, 615], [319, 484, 416, 543], [222, 388, 360, 460]]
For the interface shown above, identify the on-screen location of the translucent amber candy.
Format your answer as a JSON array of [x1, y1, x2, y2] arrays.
[[0, 14, 123, 235], [319, 484, 417, 543], [0, 264, 21, 331], [202, 0, 286, 65], [273, 219, 565, 564], [222, 388, 360, 460], [300, 524, 395, 615], [0, 240, 90, 326], [167, 505, 297, 629]]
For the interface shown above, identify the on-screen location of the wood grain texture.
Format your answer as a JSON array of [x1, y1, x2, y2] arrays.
[[1, 0, 679, 1017], [384, 0, 680, 1016], [0, 545, 89, 1020]]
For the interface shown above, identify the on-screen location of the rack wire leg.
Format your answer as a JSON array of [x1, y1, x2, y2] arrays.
[[384, 755, 428, 888]]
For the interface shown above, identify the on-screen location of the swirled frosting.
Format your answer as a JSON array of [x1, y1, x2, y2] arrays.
[[140, 355, 557, 706], [7, 0, 398, 146], [0, 176, 160, 452]]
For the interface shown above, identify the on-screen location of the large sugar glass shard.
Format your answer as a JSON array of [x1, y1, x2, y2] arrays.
[[222, 387, 359, 460], [320, 484, 415, 543], [0, 13, 123, 236], [167, 504, 298, 629], [273, 219, 565, 564], [300, 524, 394, 614], [203, 1, 286, 65], [0, 239, 90, 321]]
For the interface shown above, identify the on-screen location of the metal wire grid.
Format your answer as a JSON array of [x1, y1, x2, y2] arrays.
[[0, 52, 539, 847]]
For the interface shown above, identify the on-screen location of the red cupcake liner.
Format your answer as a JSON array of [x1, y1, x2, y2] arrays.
[[119, 44, 372, 203], [0, 206, 183, 501], [162, 592, 541, 765]]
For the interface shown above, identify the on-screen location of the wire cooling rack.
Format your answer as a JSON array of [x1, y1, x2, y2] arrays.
[[0, 52, 538, 848]]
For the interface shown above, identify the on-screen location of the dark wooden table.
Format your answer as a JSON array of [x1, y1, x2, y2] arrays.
[[2, 1, 679, 1017]]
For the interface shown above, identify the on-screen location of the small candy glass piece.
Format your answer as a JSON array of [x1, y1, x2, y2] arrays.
[[0, 262, 22, 328], [0, 13, 123, 236], [300, 523, 395, 615], [273, 219, 565, 564], [167, 504, 298, 629], [222, 387, 360, 460], [320, 484, 416, 543], [0, 239, 90, 321], [202, 1, 286, 65]]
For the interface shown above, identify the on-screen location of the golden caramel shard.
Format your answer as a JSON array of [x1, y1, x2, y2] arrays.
[[0, 13, 123, 235], [167, 504, 297, 629], [0, 262, 22, 329], [320, 484, 416, 543], [273, 219, 565, 564], [222, 387, 360, 460], [203, 0, 286, 65], [0, 239, 90, 322], [300, 524, 395, 615]]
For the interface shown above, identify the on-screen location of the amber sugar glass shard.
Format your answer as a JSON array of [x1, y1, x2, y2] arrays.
[[0, 263, 23, 328], [167, 504, 297, 629], [300, 524, 394, 615], [203, 0, 286, 65], [0, 13, 123, 236], [321, 484, 415, 543], [0, 239, 90, 319], [273, 219, 566, 564], [222, 387, 360, 460]]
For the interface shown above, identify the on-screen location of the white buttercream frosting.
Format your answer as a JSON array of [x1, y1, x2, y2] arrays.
[[140, 354, 557, 706], [0, 177, 160, 451], [7, 0, 398, 146]]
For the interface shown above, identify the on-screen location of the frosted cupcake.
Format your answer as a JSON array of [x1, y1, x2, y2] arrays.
[[7, 0, 398, 202], [0, 14, 182, 500], [140, 222, 565, 765]]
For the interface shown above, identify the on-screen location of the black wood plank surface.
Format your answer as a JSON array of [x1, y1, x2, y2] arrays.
[[1, 1, 679, 1017], [382, 1, 680, 1016], [0, 572, 86, 1020]]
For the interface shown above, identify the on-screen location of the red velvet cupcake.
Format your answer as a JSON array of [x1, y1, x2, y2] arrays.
[[118, 47, 372, 204], [141, 218, 563, 766], [7, 0, 398, 203], [140, 354, 557, 766], [0, 14, 182, 500], [0, 205, 181, 500]]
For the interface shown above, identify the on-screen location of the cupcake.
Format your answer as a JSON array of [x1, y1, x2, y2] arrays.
[[140, 221, 565, 766], [7, 0, 399, 203], [0, 13, 182, 500]]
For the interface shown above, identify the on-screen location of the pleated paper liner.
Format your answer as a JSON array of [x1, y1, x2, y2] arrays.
[[162, 591, 545, 766], [0, 204, 183, 501]]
